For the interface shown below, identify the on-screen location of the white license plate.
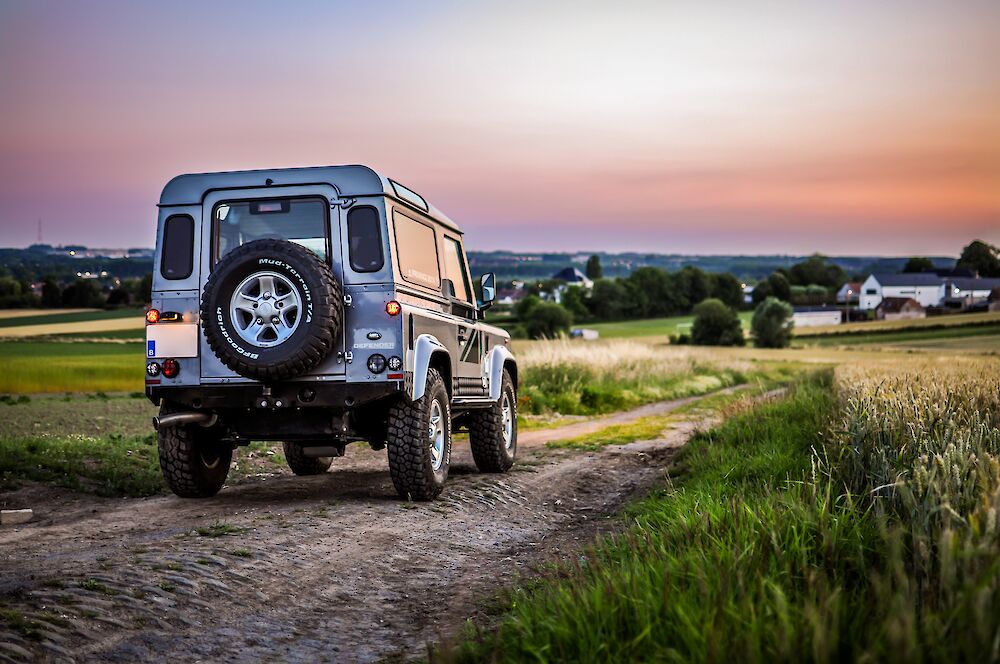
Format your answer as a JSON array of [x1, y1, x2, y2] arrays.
[[146, 324, 198, 358]]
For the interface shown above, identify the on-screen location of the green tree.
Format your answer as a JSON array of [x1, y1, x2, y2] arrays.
[[514, 294, 541, 320], [587, 279, 629, 320], [585, 255, 603, 280], [676, 266, 711, 307], [560, 285, 589, 320], [710, 273, 744, 309], [788, 254, 846, 288], [690, 298, 744, 346], [751, 297, 794, 348], [41, 278, 61, 307], [524, 302, 573, 339], [625, 268, 673, 317], [752, 272, 792, 305], [902, 256, 934, 273], [0, 276, 24, 308], [957, 240, 1000, 277], [131, 273, 153, 304], [61, 279, 102, 307]]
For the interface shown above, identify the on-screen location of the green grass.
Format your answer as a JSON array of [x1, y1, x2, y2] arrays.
[[0, 341, 143, 393], [546, 415, 674, 451], [453, 372, 845, 662], [585, 311, 754, 339], [0, 308, 142, 328]]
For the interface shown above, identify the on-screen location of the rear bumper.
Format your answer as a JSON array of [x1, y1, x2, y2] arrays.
[[147, 380, 401, 411]]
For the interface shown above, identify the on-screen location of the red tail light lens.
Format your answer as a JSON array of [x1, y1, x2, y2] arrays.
[[146, 309, 160, 324], [161, 358, 180, 378], [386, 300, 401, 316]]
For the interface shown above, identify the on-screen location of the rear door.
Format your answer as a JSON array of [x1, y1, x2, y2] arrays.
[[199, 185, 347, 380]]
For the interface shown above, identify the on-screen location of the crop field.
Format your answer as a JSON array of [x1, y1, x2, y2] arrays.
[[0, 341, 143, 394], [0, 308, 145, 339], [793, 309, 1000, 337], [454, 353, 1000, 661]]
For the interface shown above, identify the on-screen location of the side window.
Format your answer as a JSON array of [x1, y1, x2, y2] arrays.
[[393, 211, 440, 290], [442, 237, 472, 303], [347, 207, 384, 273], [161, 214, 194, 280]]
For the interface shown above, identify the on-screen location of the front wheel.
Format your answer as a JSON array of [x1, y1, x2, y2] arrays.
[[157, 405, 232, 498], [386, 368, 451, 500], [469, 369, 517, 472]]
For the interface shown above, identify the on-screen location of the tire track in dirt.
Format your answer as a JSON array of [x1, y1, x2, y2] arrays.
[[0, 388, 743, 663]]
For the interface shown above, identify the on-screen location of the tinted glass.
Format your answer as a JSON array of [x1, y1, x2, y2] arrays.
[[442, 237, 471, 303], [347, 207, 384, 272], [215, 197, 327, 261], [161, 215, 194, 280], [393, 211, 440, 289]]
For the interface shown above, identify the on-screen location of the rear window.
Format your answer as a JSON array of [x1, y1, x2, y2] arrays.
[[347, 207, 384, 273], [160, 214, 194, 280], [214, 197, 327, 262], [393, 211, 440, 289]]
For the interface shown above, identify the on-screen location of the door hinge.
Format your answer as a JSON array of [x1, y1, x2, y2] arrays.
[[343, 294, 353, 307], [343, 351, 354, 363], [331, 197, 355, 209]]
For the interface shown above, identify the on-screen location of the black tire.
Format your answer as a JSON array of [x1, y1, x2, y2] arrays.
[[469, 369, 517, 472], [157, 404, 232, 498], [282, 441, 333, 476], [386, 368, 451, 500], [201, 238, 342, 382]]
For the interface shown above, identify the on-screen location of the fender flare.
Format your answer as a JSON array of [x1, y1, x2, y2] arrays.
[[486, 345, 516, 401], [409, 334, 449, 401]]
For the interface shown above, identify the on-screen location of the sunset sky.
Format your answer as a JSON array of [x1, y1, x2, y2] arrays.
[[0, 1, 997, 255]]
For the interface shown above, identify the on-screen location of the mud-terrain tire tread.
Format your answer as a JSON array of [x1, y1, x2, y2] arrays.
[[468, 369, 517, 472], [282, 442, 333, 476], [386, 369, 451, 500], [157, 404, 232, 498], [200, 239, 343, 382]]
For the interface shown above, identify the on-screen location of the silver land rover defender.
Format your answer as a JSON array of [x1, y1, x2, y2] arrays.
[[145, 165, 517, 500]]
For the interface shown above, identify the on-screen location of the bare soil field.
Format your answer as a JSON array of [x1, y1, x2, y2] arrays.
[[0, 391, 733, 663]]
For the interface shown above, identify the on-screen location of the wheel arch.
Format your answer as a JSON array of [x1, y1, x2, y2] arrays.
[[487, 345, 517, 401], [410, 334, 452, 401]]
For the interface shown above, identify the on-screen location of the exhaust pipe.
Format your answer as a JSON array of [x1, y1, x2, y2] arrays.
[[152, 412, 218, 430]]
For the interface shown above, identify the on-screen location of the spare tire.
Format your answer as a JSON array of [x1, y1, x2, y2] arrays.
[[201, 238, 342, 381]]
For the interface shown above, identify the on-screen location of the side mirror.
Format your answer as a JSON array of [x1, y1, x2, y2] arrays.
[[480, 273, 496, 310]]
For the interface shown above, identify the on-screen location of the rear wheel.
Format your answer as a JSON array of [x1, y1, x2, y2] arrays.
[[282, 441, 333, 476], [386, 368, 451, 500], [469, 369, 517, 472], [157, 405, 232, 498]]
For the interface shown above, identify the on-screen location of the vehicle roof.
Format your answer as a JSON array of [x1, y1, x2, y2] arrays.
[[159, 164, 462, 233]]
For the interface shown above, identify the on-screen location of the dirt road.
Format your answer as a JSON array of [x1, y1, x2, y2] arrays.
[[0, 392, 728, 663]]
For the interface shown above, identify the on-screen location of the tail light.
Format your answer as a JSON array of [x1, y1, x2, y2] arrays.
[[385, 300, 401, 316], [161, 358, 180, 378], [146, 309, 161, 324]]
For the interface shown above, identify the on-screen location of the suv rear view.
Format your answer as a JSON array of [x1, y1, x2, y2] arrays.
[[146, 165, 517, 500]]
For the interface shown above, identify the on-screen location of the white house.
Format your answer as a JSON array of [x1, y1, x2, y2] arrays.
[[858, 273, 945, 311], [943, 277, 1000, 308], [791, 307, 842, 328]]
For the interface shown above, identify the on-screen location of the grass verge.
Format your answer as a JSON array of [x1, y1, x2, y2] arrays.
[[0, 341, 143, 393]]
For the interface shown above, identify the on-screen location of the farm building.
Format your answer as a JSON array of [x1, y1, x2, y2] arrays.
[[942, 277, 1000, 308], [551, 267, 594, 290], [836, 281, 861, 305], [791, 307, 842, 328], [858, 273, 945, 311], [876, 297, 926, 321]]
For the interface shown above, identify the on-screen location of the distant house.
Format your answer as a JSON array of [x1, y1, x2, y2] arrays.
[[551, 267, 593, 290], [496, 288, 527, 306], [876, 297, 926, 321], [791, 307, 842, 328], [943, 277, 1000, 309], [858, 273, 944, 311], [836, 281, 862, 305]]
